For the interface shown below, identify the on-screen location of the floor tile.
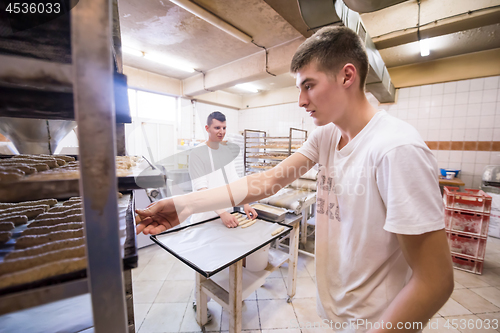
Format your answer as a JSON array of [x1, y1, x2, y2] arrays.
[[179, 300, 222, 333], [155, 280, 194, 303], [437, 298, 472, 317], [133, 280, 164, 303], [291, 298, 323, 328], [454, 282, 466, 290], [476, 313, 500, 332], [453, 270, 491, 288], [280, 261, 311, 279], [167, 261, 196, 281], [423, 317, 460, 332], [261, 329, 301, 333], [135, 262, 175, 281], [256, 277, 288, 300], [485, 256, 500, 269], [221, 300, 260, 331], [139, 302, 188, 333], [286, 276, 317, 299], [133, 303, 152, 333], [444, 314, 497, 332], [478, 270, 500, 287], [304, 257, 316, 278], [258, 299, 299, 330], [451, 289, 500, 313], [471, 287, 500, 308]]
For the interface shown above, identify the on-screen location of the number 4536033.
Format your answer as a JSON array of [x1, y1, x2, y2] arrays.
[[6, 2, 61, 14], [444, 318, 498, 330]]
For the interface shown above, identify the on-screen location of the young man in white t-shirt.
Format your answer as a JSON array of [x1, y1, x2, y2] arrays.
[[136, 26, 453, 332], [188, 111, 257, 226]]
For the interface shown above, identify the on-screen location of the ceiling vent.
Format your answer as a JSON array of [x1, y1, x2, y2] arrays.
[[297, 0, 396, 103]]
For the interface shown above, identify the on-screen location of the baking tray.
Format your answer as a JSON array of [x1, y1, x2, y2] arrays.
[[0, 159, 165, 203], [250, 203, 287, 222], [150, 212, 292, 278], [0, 193, 138, 296]]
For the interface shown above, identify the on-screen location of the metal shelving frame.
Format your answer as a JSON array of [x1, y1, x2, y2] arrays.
[[243, 128, 307, 175], [0, 0, 132, 332]]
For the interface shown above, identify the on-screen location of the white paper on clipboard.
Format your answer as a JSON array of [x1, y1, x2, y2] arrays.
[[155, 218, 285, 273]]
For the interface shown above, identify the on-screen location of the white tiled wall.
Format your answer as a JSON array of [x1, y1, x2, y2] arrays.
[[238, 102, 316, 137], [380, 76, 500, 189], [238, 76, 500, 189]]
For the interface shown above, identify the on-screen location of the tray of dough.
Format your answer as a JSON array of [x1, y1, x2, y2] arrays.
[[150, 212, 292, 277], [0, 193, 137, 296]]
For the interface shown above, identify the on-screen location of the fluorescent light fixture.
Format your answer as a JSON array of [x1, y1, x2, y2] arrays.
[[420, 38, 430, 57], [169, 0, 252, 43], [143, 53, 195, 73], [236, 83, 259, 93], [123, 46, 143, 57]]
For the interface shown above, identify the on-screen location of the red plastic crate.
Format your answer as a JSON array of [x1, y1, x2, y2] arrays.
[[451, 255, 483, 274], [443, 186, 492, 214], [444, 208, 490, 237], [447, 232, 487, 259]]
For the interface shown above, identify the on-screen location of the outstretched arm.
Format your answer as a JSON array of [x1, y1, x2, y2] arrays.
[[136, 152, 314, 235]]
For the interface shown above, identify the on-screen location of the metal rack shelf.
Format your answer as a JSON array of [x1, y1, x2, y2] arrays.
[[0, 166, 164, 203], [0, 194, 138, 316], [0, 0, 133, 331], [243, 128, 307, 175]]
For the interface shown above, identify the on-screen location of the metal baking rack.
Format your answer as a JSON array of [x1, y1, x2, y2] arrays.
[[243, 128, 307, 175], [0, 159, 165, 202], [0, 0, 133, 330], [0, 193, 138, 315]]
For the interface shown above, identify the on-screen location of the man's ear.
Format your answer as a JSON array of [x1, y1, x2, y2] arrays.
[[205, 125, 209, 132], [341, 63, 357, 89]]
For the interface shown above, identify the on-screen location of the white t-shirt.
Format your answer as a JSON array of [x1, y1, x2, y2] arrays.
[[189, 142, 240, 223], [297, 110, 444, 331]]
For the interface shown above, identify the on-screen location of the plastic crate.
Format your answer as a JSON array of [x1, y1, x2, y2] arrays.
[[451, 255, 483, 274], [443, 186, 492, 214], [447, 232, 487, 259], [444, 208, 490, 237]]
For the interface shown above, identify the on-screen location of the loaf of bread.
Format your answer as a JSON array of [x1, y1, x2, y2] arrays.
[[0, 245, 85, 276], [21, 222, 84, 236], [4, 237, 85, 260], [15, 229, 85, 249], [0, 215, 28, 226], [0, 199, 57, 209], [0, 231, 12, 244], [0, 207, 46, 220], [0, 222, 15, 231], [47, 203, 82, 213], [35, 208, 82, 220], [0, 204, 49, 216], [0, 257, 87, 289], [28, 214, 83, 228]]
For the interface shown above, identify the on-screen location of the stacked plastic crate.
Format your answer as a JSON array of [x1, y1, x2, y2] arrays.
[[443, 186, 492, 274]]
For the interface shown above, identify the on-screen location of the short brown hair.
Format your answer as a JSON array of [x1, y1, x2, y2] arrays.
[[290, 26, 369, 89], [207, 111, 226, 126]]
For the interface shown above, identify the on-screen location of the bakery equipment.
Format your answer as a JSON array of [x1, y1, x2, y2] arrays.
[[250, 203, 287, 222], [482, 165, 500, 195], [481, 165, 500, 239], [0, 118, 76, 154]]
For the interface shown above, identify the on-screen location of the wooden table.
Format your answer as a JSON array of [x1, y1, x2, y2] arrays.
[[195, 214, 301, 333], [439, 177, 465, 193]]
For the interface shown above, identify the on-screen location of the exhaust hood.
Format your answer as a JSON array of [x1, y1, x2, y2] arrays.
[[296, 0, 396, 103]]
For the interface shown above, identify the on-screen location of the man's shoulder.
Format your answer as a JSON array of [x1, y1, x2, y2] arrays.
[[371, 112, 428, 155]]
